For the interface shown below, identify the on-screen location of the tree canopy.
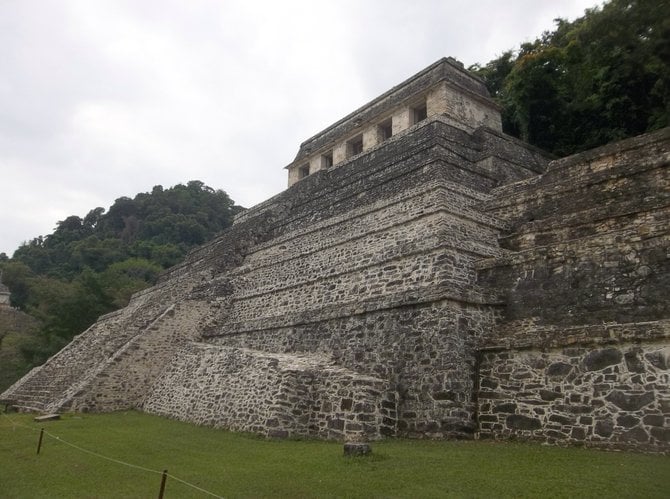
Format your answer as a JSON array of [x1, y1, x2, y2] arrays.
[[469, 0, 670, 156], [0, 181, 242, 372]]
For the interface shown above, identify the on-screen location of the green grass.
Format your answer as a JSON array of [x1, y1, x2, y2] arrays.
[[1, 411, 668, 498]]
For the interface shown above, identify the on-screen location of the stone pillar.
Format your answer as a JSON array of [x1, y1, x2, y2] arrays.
[[427, 83, 448, 116], [333, 142, 348, 166], [392, 108, 411, 135], [309, 156, 321, 173], [362, 126, 379, 150], [287, 166, 299, 187]]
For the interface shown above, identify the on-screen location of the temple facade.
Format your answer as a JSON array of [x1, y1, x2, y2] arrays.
[[286, 58, 502, 186]]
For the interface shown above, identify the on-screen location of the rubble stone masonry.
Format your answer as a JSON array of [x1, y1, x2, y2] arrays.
[[2, 59, 668, 453]]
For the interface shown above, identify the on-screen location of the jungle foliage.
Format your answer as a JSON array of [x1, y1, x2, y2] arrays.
[[0, 181, 242, 373], [469, 0, 670, 156]]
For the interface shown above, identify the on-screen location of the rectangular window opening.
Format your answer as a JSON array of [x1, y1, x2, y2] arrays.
[[322, 151, 333, 169], [298, 164, 310, 179], [378, 119, 393, 141], [347, 135, 364, 158], [412, 103, 428, 124]]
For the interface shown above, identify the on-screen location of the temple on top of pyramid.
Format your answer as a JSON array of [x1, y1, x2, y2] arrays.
[[285, 57, 502, 186]]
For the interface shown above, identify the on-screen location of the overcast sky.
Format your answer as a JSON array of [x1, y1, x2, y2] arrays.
[[0, 0, 602, 256]]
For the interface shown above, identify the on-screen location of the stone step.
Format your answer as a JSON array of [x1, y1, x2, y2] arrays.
[[498, 202, 670, 251], [34, 414, 60, 422]]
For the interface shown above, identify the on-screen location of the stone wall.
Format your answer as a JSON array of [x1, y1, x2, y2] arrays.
[[142, 344, 396, 440], [475, 128, 670, 453], [212, 299, 498, 438], [478, 334, 670, 452], [1, 62, 667, 455], [478, 128, 670, 332], [196, 118, 525, 438]]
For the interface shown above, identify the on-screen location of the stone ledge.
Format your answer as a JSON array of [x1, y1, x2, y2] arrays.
[[484, 137, 669, 213], [472, 126, 552, 173], [498, 200, 670, 251], [232, 240, 501, 303], [206, 284, 502, 337], [547, 126, 670, 174], [476, 229, 668, 270], [247, 180, 499, 258], [481, 319, 670, 351]]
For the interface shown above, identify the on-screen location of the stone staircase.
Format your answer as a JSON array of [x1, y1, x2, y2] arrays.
[[0, 289, 183, 413]]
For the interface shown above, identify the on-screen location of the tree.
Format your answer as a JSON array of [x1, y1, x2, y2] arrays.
[[0, 261, 34, 309], [99, 258, 162, 308], [470, 0, 670, 155], [3, 180, 243, 385]]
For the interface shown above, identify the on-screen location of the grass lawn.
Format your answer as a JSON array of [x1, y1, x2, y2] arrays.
[[1, 411, 668, 498]]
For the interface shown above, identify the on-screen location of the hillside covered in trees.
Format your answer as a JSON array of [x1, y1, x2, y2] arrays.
[[469, 0, 669, 156], [0, 181, 242, 390]]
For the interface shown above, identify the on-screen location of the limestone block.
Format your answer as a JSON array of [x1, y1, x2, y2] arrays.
[[333, 142, 348, 166], [392, 108, 410, 136], [427, 83, 448, 116], [362, 127, 379, 150]]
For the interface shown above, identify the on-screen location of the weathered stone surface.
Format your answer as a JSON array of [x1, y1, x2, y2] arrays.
[[643, 415, 665, 427], [622, 427, 649, 443], [616, 415, 639, 428], [546, 362, 573, 377], [539, 390, 563, 401], [595, 420, 614, 437], [645, 351, 669, 370], [624, 350, 646, 373], [571, 427, 586, 440], [605, 391, 655, 412], [584, 348, 623, 372], [478, 339, 669, 452], [343, 442, 372, 456], [549, 414, 574, 425], [650, 427, 670, 443], [493, 403, 517, 413], [1, 59, 668, 455], [506, 414, 541, 430]]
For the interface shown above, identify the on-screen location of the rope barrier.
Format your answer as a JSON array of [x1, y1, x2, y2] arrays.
[[0, 411, 35, 431], [166, 473, 225, 498], [0, 412, 225, 498], [43, 429, 165, 476]]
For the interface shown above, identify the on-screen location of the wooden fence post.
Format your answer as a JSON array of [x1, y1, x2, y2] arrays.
[[36, 428, 44, 455], [158, 469, 168, 499]]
